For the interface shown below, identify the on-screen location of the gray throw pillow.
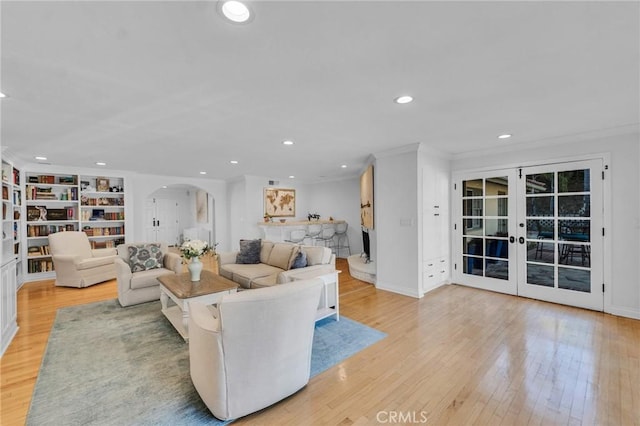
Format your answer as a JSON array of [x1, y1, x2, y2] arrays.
[[236, 239, 262, 264], [291, 251, 307, 269], [128, 244, 163, 272]]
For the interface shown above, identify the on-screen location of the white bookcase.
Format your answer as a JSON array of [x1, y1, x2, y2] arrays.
[[23, 171, 127, 281], [1, 158, 20, 356]]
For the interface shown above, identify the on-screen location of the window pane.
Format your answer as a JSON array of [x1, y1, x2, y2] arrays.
[[463, 179, 483, 196], [485, 239, 508, 259], [559, 243, 591, 267], [526, 173, 554, 194], [527, 219, 554, 239], [527, 264, 554, 287], [558, 195, 590, 217], [526, 196, 554, 217], [463, 256, 483, 276], [463, 237, 483, 255], [485, 177, 508, 196], [486, 259, 508, 280], [558, 220, 590, 242], [558, 169, 590, 193], [463, 199, 483, 217], [527, 241, 555, 264], [486, 198, 508, 217], [463, 219, 483, 236], [558, 268, 590, 292], [486, 219, 508, 237]]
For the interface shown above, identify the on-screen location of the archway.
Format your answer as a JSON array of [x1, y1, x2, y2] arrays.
[[145, 184, 215, 247]]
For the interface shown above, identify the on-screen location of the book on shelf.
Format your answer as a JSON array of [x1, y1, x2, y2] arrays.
[[27, 258, 54, 273]]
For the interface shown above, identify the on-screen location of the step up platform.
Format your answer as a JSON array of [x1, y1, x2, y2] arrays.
[[347, 254, 376, 285]]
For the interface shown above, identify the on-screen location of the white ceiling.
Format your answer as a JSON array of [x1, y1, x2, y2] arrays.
[[2, 1, 638, 182]]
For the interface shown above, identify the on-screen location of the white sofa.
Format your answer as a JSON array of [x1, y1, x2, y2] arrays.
[[115, 242, 182, 307], [189, 279, 324, 421], [217, 240, 335, 289]]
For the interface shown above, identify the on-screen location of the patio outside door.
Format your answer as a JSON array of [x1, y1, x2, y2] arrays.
[[454, 159, 604, 311]]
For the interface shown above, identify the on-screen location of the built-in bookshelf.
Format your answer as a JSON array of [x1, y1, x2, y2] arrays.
[[1, 158, 21, 355], [79, 175, 125, 249], [2, 160, 22, 283], [23, 172, 127, 279]]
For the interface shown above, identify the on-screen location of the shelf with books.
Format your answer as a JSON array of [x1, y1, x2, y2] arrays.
[[2, 161, 22, 271], [79, 174, 126, 250]]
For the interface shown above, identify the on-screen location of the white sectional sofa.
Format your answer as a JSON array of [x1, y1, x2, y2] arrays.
[[217, 240, 335, 289]]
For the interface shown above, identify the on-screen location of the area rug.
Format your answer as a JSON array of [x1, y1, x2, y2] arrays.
[[27, 300, 386, 425]]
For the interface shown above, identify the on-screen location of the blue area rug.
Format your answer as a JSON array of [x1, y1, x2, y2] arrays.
[[27, 299, 386, 425]]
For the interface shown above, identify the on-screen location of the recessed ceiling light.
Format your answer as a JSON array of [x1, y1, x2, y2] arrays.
[[341, 164, 347, 169], [95, 162, 107, 166], [282, 140, 294, 146], [199, 171, 207, 175], [230, 160, 239, 164], [35, 156, 47, 161], [0, 92, 6, 98], [162, 185, 168, 189], [394, 95, 413, 104], [289, 175, 295, 179], [221, 1, 252, 23], [498, 134, 512, 139]]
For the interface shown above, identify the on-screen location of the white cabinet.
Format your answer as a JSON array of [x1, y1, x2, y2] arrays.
[[1, 259, 18, 356], [422, 158, 450, 294]]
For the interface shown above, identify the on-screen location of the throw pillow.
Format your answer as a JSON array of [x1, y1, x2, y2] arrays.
[[128, 244, 163, 272], [236, 239, 262, 264], [291, 250, 308, 269]]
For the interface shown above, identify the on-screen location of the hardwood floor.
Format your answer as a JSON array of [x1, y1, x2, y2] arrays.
[[2, 257, 639, 425]]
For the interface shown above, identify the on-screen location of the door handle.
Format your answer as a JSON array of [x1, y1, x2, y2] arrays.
[[519, 237, 525, 244], [509, 236, 515, 243]]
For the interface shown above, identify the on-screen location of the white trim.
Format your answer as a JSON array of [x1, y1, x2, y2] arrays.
[[376, 281, 422, 298], [607, 305, 640, 320]]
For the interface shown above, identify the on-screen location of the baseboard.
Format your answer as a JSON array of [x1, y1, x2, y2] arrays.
[[422, 280, 448, 296], [606, 305, 640, 320], [375, 281, 421, 298]]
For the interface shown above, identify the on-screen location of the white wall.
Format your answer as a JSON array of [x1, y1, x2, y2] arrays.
[[451, 131, 640, 319], [374, 146, 421, 297], [226, 174, 361, 254], [306, 177, 363, 257]]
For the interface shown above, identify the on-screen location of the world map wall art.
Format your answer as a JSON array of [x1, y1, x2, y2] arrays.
[[264, 188, 296, 217]]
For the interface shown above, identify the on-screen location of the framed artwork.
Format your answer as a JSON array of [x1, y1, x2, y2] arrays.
[[196, 190, 208, 223], [264, 188, 295, 217], [360, 164, 374, 229], [96, 177, 110, 192]]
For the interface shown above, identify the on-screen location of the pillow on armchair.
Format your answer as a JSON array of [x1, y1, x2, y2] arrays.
[[128, 243, 164, 272]]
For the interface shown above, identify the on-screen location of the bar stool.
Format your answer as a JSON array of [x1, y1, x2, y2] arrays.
[[285, 229, 306, 244], [334, 222, 351, 257], [315, 224, 336, 251], [304, 223, 322, 245]]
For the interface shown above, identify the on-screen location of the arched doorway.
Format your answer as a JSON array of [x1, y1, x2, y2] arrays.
[[145, 184, 215, 247]]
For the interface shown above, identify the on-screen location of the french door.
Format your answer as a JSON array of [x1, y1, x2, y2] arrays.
[[454, 159, 604, 311]]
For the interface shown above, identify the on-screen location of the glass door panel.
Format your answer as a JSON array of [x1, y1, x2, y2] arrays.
[[456, 171, 517, 295], [518, 160, 603, 311]]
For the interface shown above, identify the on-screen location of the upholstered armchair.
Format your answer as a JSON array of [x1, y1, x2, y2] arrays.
[[189, 279, 323, 421], [115, 242, 182, 307], [48, 231, 118, 288]]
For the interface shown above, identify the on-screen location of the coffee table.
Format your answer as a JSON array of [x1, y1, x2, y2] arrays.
[[157, 270, 238, 340]]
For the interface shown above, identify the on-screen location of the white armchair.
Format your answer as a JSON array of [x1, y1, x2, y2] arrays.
[[48, 231, 118, 288], [189, 279, 323, 421], [115, 242, 182, 307]]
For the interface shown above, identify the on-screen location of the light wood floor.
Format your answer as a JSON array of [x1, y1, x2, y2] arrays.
[[2, 257, 639, 425]]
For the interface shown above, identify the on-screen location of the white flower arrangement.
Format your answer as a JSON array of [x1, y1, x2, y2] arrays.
[[180, 239, 212, 260]]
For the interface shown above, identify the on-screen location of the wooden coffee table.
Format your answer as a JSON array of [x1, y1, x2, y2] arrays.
[[157, 270, 238, 340]]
